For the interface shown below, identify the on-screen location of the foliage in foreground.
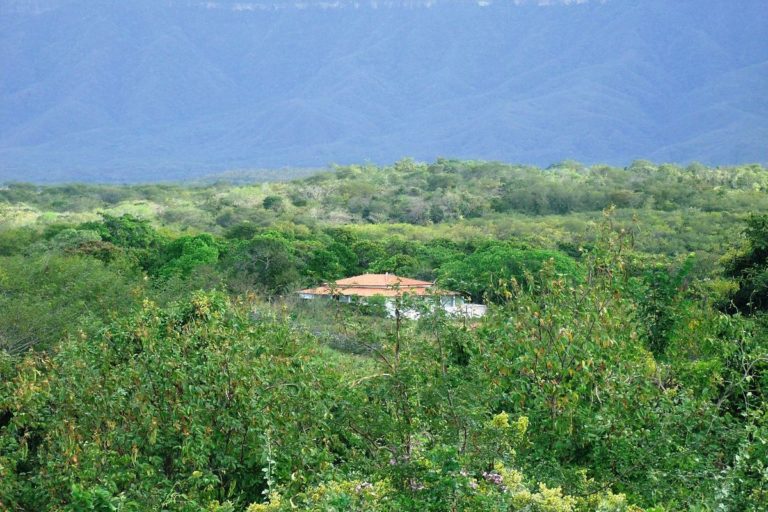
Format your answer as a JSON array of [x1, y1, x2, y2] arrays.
[[1, 216, 766, 510], [0, 291, 640, 511]]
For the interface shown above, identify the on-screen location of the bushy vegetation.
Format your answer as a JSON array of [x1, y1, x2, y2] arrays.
[[1, 160, 767, 510]]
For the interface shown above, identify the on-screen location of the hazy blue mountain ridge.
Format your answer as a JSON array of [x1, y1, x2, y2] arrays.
[[1, 0, 766, 182]]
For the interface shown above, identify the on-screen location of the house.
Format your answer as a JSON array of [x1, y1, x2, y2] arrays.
[[297, 273, 486, 319]]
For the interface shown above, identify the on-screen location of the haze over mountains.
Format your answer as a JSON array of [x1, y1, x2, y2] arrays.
[[0, 0, 766, 183]]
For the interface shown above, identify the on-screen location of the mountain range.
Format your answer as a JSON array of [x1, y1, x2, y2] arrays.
[[1, 0, 766, 183]]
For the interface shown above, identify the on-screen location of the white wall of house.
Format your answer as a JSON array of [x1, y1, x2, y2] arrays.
[[299, 293, 485, 319], [444, 303, 487, 318], [384, 298, 485, 320]]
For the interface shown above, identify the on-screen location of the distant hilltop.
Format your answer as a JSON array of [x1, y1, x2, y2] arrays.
[[0, 0, 606, 13], [193, 0, 601, 11]]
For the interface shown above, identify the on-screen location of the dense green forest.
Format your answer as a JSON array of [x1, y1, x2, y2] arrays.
[[1, 160, 767, 511]]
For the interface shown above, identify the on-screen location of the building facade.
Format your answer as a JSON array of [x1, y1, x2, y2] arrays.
[[297, 273, 486, 319]]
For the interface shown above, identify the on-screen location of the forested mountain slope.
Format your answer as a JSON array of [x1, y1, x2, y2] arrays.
[[1, 0, 766, 182]]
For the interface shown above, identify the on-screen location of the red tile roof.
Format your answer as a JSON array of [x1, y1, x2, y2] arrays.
[[334, 273, 433, 288], [298, 273, 457, 298]]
